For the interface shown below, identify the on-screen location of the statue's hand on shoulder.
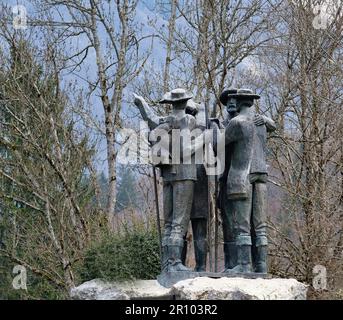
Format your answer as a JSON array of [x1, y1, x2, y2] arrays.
[[254, 114, 265, 126], [133, 92, 146, 107]]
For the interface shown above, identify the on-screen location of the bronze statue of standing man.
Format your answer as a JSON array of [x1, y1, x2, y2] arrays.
[[219, 88, 275, 274], [134, 88, 210, 272]]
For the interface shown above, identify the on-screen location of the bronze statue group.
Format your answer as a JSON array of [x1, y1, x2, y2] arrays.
[[133, 87, 276, 277]]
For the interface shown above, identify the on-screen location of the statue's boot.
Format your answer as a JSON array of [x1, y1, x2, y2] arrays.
[[254, 245, 268, 273], [225, 245, 252, 273], [222, 241, 237, 272], [193, 239, 207, 272], [167, 245, 191, 272]]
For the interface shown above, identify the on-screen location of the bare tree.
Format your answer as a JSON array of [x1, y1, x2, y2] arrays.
[[32, 0, 152, 221], [242, 0, 343, 292]]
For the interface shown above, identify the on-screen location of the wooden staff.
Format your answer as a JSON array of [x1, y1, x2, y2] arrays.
[[152, 165, 163, 270]]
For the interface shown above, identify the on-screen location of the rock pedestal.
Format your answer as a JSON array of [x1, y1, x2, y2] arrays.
[[70, 277, 308, 300], [173, 277, 308, 300]]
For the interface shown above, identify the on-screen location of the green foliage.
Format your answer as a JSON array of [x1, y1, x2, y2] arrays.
[[0, 38, 103, 300], [78, 227, 161, 283]]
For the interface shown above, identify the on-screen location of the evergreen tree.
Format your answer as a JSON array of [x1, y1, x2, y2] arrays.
[[0, 39, 102, 298], [115, 166, 138, 213]]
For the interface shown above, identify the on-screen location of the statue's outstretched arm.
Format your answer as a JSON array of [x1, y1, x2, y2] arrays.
[[133, 93, 160, 129]]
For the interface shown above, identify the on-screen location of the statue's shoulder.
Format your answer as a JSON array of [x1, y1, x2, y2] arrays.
[[233, 115, 254, 126], [227, 115, 244, 127], [227, 115, 254, 137]]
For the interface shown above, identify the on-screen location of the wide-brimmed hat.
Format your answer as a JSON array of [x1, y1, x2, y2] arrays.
[[159, 88, 193, 104], [227, 88, 260, 100], [220, 88, 260, 105]]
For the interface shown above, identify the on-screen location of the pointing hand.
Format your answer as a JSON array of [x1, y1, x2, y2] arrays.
[[133, 92, 145, 107]]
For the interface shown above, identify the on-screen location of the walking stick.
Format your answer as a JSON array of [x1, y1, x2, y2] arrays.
[[152, 165, 163, 271], [204, 102, 216, 271], [214, 174, 219, 272], [213, 102, 219, 273], [205, 101, 219, 272]]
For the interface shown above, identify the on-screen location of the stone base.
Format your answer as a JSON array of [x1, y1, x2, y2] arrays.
[[70, 277, 308, 300], [157, 271, 269, 288], [173, 277, 308, 300], [70, 279, 172, 300]]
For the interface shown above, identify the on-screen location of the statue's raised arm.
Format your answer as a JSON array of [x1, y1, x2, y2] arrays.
[[133, 93, 160, 130]]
